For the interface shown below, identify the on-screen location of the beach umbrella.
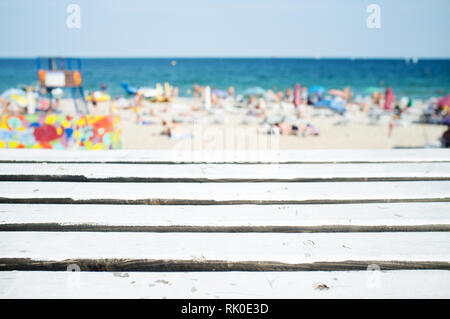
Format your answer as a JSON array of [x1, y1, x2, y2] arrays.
[[293, 84, 301, 107], [384, 86, 395, 111], [328, 89, 345, 98], [242, 87, 266, 97], [1, 88, 24, 99], [308, 85, 326, 95], [211, 88, 228, 98], [204, 86, 211, 110], [1, 88, 27, 107], [365, 87, 381, 94], [437, 94, 450, 107]]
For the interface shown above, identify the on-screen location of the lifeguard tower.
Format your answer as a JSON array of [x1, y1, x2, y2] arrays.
[[36, 57, 89, 114]]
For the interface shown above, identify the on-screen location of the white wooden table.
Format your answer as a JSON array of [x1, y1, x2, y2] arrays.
[[0, 149, 449, 298]]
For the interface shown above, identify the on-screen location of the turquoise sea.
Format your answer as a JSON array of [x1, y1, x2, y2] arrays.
[[1, 58, 449, 99]]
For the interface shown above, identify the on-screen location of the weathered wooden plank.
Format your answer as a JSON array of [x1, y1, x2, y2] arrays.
[[0, 232, 448, 271], [1, 149, 450, 164], [1, 270, 449, 298], [0, 203, 449, 232], [1, 163, 450, 182], [0, 181, 449, 205]]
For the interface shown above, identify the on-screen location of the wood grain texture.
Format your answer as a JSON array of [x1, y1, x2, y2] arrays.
[[0, 232, 448, 271], [1, 162, 450, 182], [1, 181, 450, 205], [1, 149, 450, 164], [2, 270, 449, 298], [0, 203, 448, 232], [1, 149, 449, 298]]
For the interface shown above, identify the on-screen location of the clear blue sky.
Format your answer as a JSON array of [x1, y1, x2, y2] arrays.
[[0, 0, 449, 58]]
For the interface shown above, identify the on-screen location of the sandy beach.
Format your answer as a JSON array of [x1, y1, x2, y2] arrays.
[[53, 97, 447, 150]]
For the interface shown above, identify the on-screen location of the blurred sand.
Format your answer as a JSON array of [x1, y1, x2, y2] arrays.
[[57, 98, 447, 150]]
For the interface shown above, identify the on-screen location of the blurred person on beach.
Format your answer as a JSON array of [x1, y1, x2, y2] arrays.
[[130, 91, 144, 124], [0, 98, 11, 115], [257, 97, 266, 110], [285, 87, 293, 103], [199, 86, 205, 102], [161, 119, 192, 139], [301, 87, 308, 105], [371, 92, 378, 107], [216, 95, 224, 108], [367, 92, 383, 123], [37, 87, 50, 113], [342, 86, 354, 112], [101, 83, 107, 94], [89, 90, 98, 109], [211, 91, 217, 106], [247, 96, 257, 108], [193, 84, 200, 98], [272, 122, 319, 137], [223, 86, 235, 109], [228, 86, 235, 98], [361, 95, 370, 113], [276, 91, 284, 103], [293, 84, 302, 118], [378, 92, 385, 110], [245, 97, 266, 118], [161, 119, 178, 137], [343, 86, 353, 104], [387, 88, 401, 138]]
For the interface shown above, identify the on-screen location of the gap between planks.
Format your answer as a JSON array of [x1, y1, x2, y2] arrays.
[[1, 181, 450, 205], [0, 232, 448, 271], [2, 163, 450, 183], [1, 149, 450, 164], [1, 203, 449, 232]]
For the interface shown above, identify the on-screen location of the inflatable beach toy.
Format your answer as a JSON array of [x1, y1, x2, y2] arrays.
[[121, 82, 172, 102], [120, 83, 138, 95], [120, 83, 158, 98], [164, 82, 171, 96], [138, 88, 158, 98], [151, 83, 171, 102], [87, 91, 111, 102]]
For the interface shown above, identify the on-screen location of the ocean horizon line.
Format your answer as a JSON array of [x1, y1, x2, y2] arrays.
[[1, 56, 450, 61]]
